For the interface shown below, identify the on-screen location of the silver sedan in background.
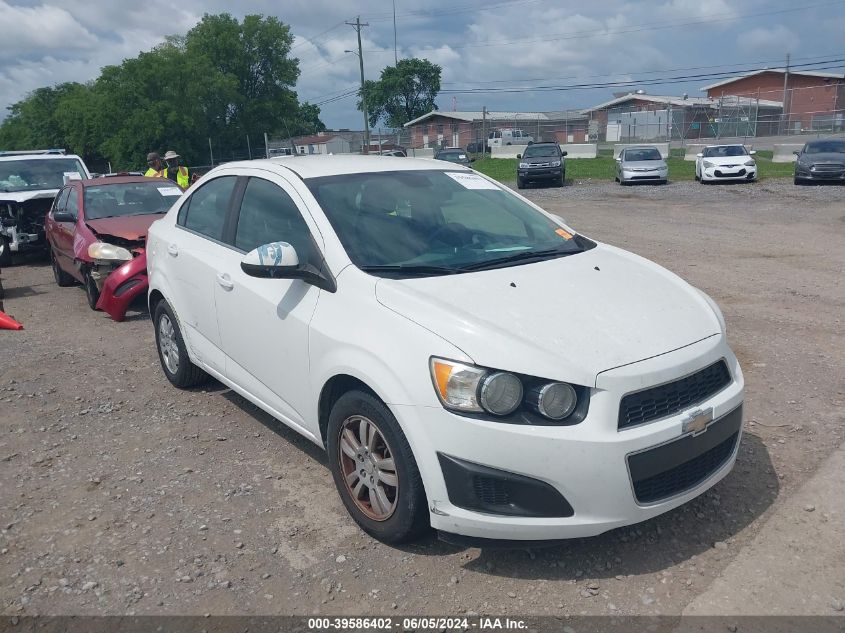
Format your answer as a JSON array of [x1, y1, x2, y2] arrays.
[[615, 146, 668, 185]]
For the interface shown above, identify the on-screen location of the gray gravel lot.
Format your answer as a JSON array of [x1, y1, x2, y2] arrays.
[[1, 179, 843, 617]]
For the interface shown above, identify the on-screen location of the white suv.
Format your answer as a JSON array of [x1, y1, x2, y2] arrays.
[[147, 156, 744, 544]]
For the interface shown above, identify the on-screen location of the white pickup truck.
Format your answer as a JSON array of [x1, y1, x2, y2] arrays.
[[487, 128, 534, 148], [0, 149, 91, 265]]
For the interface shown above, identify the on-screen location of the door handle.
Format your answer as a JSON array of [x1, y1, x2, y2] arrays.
[[216, 273, 234, 290], [167, 244, 179, 257]]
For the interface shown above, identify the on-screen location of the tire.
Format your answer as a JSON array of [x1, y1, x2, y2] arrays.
[[0, 236, 11, 267], [51, 249, 75, 287], [153, 300, 209, 388], [517, 178, 525, 189], [84, 270, 100, 310], [555, 176, 564, 187], [794, 177, 804, 186], [327, 390, 429, 544]]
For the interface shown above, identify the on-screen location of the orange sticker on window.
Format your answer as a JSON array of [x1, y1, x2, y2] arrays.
[[556, 228, 573, 240]]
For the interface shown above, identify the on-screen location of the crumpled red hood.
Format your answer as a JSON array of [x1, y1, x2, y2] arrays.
[[85, 214, 164, 242]]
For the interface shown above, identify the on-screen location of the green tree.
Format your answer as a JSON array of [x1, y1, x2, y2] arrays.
[[359, 58, 441, 128], [0, 13, 324, 170]]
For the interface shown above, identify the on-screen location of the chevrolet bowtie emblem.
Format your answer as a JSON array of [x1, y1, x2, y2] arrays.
[[682, 408, 713, 436]]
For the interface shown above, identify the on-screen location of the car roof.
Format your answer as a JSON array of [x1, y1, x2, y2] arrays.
[[703, 144, 746, 148], [80, 175, 166, 187], [527, 142, 558, 146], [0, 153, 85, 162], [214, 155, 470, 179]]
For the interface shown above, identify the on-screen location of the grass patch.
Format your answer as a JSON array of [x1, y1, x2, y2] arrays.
[[472, 155, 795, 182]]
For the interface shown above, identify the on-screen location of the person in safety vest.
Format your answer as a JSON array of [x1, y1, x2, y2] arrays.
[[144, 152, 164, 177], [162, 150, 190, 188]]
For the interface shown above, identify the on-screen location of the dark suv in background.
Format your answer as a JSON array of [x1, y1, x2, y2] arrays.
[[516, 143, 567, 189]]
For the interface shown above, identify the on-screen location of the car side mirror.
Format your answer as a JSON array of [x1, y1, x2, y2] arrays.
[[696, 153, 704, 158], [241, 241, 336, 292], [516, 154, 521, 159], [561, 151, 568, 157], [53, 210, 76, 223], [749, 150, 757, 155]]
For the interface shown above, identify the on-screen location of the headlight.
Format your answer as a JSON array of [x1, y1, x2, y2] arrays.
[[430, 358, 582, 421], [88, 242, 132, 261], [518, 162, 529, 169], [703, 160, 715, 168], [527, 382, 577, 420], [551, 160, 561, 168], [744, 160, 756, 167], [479, 372, 523, 415]]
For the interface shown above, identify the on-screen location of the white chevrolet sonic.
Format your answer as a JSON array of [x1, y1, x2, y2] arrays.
[[147, 156, 744, 545]]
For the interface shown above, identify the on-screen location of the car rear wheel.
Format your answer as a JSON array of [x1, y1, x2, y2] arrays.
[[327, 390, 429, 543], [0, 236, 11, 267], [153, 300, 209, 388], [51, 249, 75, 287]]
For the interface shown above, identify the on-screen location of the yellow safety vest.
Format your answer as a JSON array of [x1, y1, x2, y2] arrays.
[[144, 166, 189, 188]]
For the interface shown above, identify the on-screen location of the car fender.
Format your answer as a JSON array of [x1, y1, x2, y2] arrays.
[[96, 252, 147, 322]]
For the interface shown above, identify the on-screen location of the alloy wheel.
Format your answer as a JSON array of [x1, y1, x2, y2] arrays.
[[158, 313, 180, 375], [338, 415, 399, 521]]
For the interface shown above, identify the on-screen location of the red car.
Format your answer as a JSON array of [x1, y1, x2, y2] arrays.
[[45, 176, 183, 321]]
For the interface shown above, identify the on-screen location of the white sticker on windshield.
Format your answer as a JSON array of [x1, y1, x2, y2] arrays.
[[157, 186, 182, 196], [445, 171, 499, 190], [63, 172, 82, 184]]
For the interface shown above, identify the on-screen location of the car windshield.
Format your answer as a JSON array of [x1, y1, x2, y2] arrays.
[[0, 158, 86, 192], [703, 146, 748, 158], [625, 148, 662, 161], [84, 181, 182, 220], [804, 141, 845, 154], [522, 145, 559, 158], [306, 170, 592, 278]]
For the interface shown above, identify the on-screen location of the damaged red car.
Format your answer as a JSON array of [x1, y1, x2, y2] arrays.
[[45, 176, 183, 320]]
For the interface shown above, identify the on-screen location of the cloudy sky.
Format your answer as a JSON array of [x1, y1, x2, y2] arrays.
[[2, 0, 845, 129]]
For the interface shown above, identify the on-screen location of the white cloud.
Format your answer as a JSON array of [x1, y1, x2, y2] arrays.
[[0, 1, 98, 58], [738, 25, 798, 55]]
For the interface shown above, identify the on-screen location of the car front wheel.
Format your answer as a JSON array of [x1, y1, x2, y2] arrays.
[[327, 390, 429, 543], [517, 178, 525, 189], [153, 300, 209, 388], [84, 271, 100, 310]]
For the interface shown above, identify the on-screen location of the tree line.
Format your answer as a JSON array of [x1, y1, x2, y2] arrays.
[[0, 14, 325, 171]]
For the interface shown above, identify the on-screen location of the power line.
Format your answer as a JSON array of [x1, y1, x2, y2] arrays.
[[436, 58, 845, 95]]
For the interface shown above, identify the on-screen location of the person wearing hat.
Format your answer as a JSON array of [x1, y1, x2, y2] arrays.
[[163, 150, 190, 188], [144, 152, 164, 177]]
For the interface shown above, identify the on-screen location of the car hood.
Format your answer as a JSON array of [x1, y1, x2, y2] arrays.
[[702, 155, 752, 165], [799, 152, 845, 163], [621, 160, 666, 169], [85, 214, 164, 242], [375, 244, 721, 387], [0, 189, 59, 203]]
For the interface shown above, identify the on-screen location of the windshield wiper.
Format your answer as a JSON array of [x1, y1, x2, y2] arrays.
[[458, 247, 582, 271], [359, 264, 460, 277]]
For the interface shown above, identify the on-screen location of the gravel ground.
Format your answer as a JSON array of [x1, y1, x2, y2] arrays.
[[1, 179, 843, 618]]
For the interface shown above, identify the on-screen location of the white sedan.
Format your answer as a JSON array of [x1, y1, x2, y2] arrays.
[[146, 155, 744, 544], [695, 144, 758, 183]]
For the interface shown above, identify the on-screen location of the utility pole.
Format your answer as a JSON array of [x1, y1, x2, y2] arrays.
[[392, 0, 398, 65], [481, 106, 487, 156], [208, 138, 214, 167], [346, 17, 370, 154], [246, 134, 251, 160], [717, 93, 723, 140], [264, 132, 270, 159], [782, 52, 791, 134]]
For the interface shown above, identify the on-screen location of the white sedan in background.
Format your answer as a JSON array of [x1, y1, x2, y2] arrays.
[[695, 144, 757, 183], [146, 155, 744, 545]]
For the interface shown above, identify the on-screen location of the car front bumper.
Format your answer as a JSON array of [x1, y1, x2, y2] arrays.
[[397, 335, 744, 541], [1, 225, 44, 252], [621, 169, 668, 182], [518, 168, 562, 181], [795, 168, 845, 181], [95, 252, 148, 322], [702, 165, 757, 181]]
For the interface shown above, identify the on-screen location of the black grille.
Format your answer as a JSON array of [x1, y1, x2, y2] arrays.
[[631, 432, 737, 503], [472, 476, 510, 505], [811, 163, 845, 172], [619, 360, 731, 430]]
